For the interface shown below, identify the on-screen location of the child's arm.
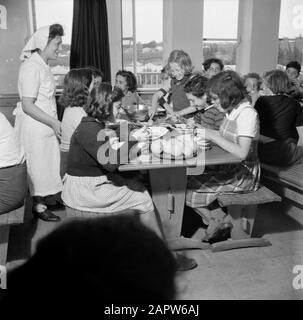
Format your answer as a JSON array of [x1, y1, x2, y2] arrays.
[[175, 105, 203, 117], [150, 90, 165, 118], [205, 129, 253, 160]]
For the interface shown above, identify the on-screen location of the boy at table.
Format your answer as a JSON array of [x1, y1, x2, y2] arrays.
[[187, 71, 260, 243]]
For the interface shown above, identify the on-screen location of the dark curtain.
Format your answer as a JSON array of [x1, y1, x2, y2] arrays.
[[70, 0, 111, 82]]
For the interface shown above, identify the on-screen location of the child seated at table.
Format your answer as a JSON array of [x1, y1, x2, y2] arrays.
[[202, 58, 224, 79], [60, 68, 94, 176], [286, 61, 303, 102], [186, 70, 260, 243], [149, 50, 197, 119], [115, 70, 145, 108], [255, 70, 303, 166], [183, 74, 225, 130], [243, 72, 262, 107], [61, 82, 161, 235]]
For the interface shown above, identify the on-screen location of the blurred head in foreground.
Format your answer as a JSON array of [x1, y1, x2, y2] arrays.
[[7, 215, 177, 303]]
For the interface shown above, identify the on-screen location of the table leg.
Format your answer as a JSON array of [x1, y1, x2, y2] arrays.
[[149, 167, 208, 250]]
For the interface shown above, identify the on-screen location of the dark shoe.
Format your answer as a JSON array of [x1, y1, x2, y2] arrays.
[[47, 202, 65, 211], [175, 253, 198, 271], [33, 209, 61, 222]]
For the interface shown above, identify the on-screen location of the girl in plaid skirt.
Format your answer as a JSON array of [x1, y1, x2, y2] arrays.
[[187, 71, 260, 242]]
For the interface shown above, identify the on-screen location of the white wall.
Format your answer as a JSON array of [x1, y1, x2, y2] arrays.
[[236, 0, 281, 76], [163, 0, 204, 72]]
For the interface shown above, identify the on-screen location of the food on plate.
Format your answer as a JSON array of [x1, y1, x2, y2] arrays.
[[151, 139, 163, 154], [162, 138, 184, 157], [183, 144, 195, 158], [148, 126, 169, 140]]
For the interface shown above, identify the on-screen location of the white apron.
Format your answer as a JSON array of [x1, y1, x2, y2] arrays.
[[17, 53, 62, 197]]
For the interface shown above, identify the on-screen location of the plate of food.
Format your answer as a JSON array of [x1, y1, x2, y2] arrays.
[[147, 126, 169, 140], [150, 138, 198, 160]]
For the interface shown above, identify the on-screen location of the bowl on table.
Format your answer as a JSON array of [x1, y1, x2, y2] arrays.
[[122, 104, 150, 122]]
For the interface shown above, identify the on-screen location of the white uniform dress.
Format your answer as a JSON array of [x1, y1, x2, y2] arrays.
[[17, 52, 62, 196]]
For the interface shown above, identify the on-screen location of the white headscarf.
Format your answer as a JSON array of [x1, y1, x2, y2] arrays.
[[20, 26, 50, 61]]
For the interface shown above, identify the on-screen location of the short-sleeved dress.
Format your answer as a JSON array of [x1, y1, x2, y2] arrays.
[[17, 52, 62, 196], [187, 102, 260, 208]]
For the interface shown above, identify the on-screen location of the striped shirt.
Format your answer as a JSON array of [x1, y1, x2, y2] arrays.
[[194, 105, 225, 130]]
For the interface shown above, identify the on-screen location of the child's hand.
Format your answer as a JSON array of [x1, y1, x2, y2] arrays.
[[204, 128, 219, 141]]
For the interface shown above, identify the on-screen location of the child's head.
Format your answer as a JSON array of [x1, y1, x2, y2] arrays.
[[85, 82, 123, 122], [87, 66, 104, 88], [243, 72, 262, 95], [184, 75, 208, 108], [167, 50, 193, 81], [286, 61, 301, 81], [59, 68, 93, 108], [112, 86, 124, 118], [202, 58, 224, 79], [115, 70, 138, 94], [262, 70, 290, 95], [207, 70, 246, 112]]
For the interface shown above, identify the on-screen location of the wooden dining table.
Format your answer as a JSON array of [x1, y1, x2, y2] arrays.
[[119, 145, 242, 250]]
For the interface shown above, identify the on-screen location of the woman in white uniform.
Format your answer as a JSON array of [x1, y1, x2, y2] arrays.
[[17, 24, 64, 221]]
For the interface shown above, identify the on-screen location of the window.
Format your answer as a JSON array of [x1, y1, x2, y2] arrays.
[[121, 0, 163, 89], [278, 0, 303, 75], [202, 0, 239, 70], [33, 0, 74, 87]]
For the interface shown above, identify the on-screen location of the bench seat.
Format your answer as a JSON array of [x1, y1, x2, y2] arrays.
[[261, 162, 303, 208], [187, 185, 281, 252], [0, 205, 25, 266]]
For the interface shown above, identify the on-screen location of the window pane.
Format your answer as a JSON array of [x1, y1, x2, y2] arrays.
[[34, 0, 73, 86], [122, 0, 163, 89], [278, 0, 303, 70], [203, 40, 237, 69], [203, 0, 238, 39], [203, 0, 238, 69]]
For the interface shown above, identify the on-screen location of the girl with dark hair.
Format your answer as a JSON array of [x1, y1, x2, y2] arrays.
[[187, 71, 260, 243], [59, 68, 94, 176], [255, 70, 303, 166], [115, 70, 145, 109], [61, 82, 160, 233], [17, 24, 64, 221], [202, 58, 224, 79]]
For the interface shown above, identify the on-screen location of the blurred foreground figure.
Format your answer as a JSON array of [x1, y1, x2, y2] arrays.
[[6, 215, 177, 304]]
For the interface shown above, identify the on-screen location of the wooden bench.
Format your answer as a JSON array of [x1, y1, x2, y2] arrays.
[[261, 162, 303, 211], [187, 186, 281, 252], [0, 204, 25, 266]]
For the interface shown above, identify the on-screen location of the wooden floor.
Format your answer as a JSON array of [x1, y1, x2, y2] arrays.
[[5, 200, 303, 300]]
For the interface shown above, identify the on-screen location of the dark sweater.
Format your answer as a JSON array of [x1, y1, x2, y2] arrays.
[[170, 74, 192, 111], [67, 117, 137, 177], [255, 95, 303, 143]]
